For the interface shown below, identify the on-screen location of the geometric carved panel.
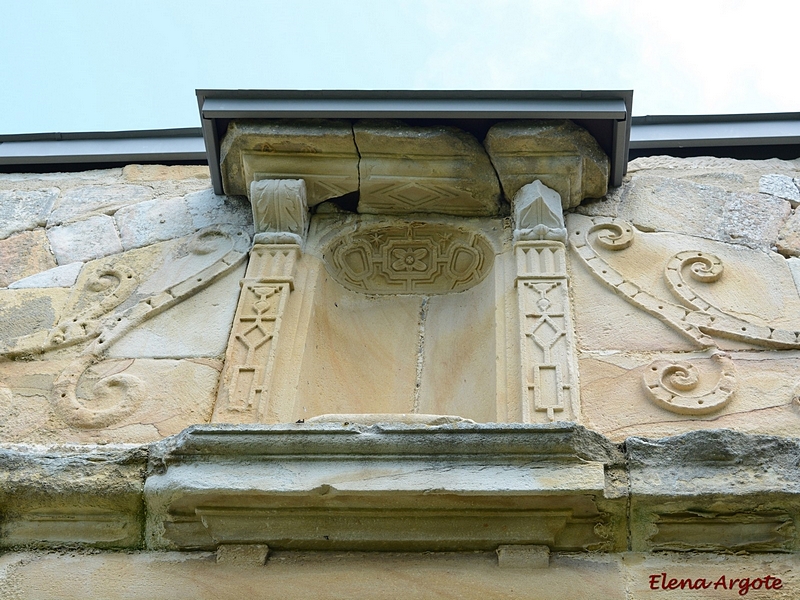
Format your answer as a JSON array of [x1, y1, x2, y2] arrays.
[[324, 222, 494, 295]]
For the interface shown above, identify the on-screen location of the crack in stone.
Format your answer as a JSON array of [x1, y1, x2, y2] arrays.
[[413, 296, 429, 414]]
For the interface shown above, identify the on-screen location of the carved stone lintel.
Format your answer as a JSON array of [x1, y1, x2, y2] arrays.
[[250, 179, 309, 242], [214, 244, 301, 423]]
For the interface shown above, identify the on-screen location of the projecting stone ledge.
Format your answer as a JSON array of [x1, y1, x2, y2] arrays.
[[484, 120, 609, 209], [145, 422, 626, 552], [219, 120, 360, 203], [354, 121, 502, 216], [628, 430, 800, 553]]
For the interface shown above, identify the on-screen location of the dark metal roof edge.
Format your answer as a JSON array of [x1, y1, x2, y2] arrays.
[[0, 127, 202, 143], [633, 112, 800, 125], [196, 89, 633, 194]]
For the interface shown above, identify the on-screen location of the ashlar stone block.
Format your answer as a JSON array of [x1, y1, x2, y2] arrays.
[[219, 120, 359, 203], [484, 120, 609, 209], [354, 120, 501, 216], [47, 214, 123, 264], [0, 229, 57, 288], [0, 188, 58, 240]]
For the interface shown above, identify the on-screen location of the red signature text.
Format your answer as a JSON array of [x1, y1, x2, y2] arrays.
[[648, 572, 783, 595]]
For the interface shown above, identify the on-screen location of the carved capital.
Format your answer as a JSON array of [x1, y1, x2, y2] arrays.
[[513, 181, 567, 243], [250, 179, 309, 244]]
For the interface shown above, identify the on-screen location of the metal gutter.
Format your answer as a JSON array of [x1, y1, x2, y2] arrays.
[[631, 113, 800, 149], [196, 89, 634, 195], [0, 128, 206, 169]]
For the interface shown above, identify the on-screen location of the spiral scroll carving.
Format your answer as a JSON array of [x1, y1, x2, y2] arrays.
[[643, 352, 736, 415]]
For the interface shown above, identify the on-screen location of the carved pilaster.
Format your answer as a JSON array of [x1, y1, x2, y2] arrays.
[[214, 180, 308, 423], [514, 181, 579, 422]]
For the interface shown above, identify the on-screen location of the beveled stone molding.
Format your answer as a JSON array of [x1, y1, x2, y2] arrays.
[[627, 430, 800, 553], [0, 446, 146, 549], [219, 120, 359, 203], [145, 423, 626, 552], [354, 121, 501, 216], [323, 221, 495, 295], [484, 120, 609, 209]]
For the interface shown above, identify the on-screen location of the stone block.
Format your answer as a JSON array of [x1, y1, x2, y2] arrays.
[[8, 261, 83, 289], [484, 120, 609, 209], [627, 430, 800, 553], [496, 545, 550, 569], [0, 446, 146, 549], [579, 352, 800, 441], [0, 229, 56, 288], [567, 213, 800, 353], [185, 188, 253, 230], [0, 188, 58, 240], [145, 423, 624, 552], [47, 184, 152, 226], [777, 208, 800, 257], [122, 164, 210, 182], [577, 175, 791, 251], [0, 550, 629, 600], [0, 288, 68, 352], [789, 256, 800, 296], [115, 196, 195, 250], [0, 357, 221, 444], [760, 173, 800, 206], [107, 264, 245, 359], [219, 119, 359, 202], [47, 214, 123, 264], [354, 121, 501, 216], [216, 544, 269, 566]]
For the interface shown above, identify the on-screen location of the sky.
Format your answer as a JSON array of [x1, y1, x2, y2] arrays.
[[1, 0, 798, 135]]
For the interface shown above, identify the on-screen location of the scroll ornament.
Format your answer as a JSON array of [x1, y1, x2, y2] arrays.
[[1, 225, 251, 428], [571, 217, 800, 415]]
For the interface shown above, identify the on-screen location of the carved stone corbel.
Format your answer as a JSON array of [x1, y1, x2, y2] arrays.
[[513, 181, 579, 422], [214, 179, 309, 423]]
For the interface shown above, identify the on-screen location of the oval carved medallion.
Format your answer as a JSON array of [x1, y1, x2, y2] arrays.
[[324, 223, 494, 294]]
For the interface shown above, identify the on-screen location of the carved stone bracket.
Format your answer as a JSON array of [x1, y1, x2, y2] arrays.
[[514, 182, 579, 422], [214, 179, 309, 423]]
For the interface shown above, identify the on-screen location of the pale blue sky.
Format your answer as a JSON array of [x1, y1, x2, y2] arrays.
[[1, 0, 797, 134]]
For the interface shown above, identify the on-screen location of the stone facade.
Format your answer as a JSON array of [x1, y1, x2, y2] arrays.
[[2, 122, 800, 596]]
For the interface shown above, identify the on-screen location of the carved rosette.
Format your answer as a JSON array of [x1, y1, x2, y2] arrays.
[[324, 223, 494, 295]]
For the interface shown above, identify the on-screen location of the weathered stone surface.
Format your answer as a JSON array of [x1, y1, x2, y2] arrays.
[[216, 544, 269, 566], [107, 264, 245, 359], [8, 261, 83, 289], [777, 208, 800, 257], [0, 446, 146, 549], [355, 121, 501, 216], [578, 175, 792, 252], [185, 189, 253, 230], [496, 545, 549, 569], [789, 256, 800, 296], [627, 430, 800, 552], [484, 120, 609, 209], [0, 288, 68, 350], [0, 550, 629, 600], [220, 119, 359, 203], [760, 173, 800, 206], [146, 423, 623, 552], [47, 184, 152, 226], [0, 358, 220, 444], [47, 215, 123, 264], [580, 352, 800, 441], [0, 229, 56, 288], [115, 196, 194, 250], [122, 164, 210, 182], [567, 213, 800, 352], [0, 188, 58, 240]]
